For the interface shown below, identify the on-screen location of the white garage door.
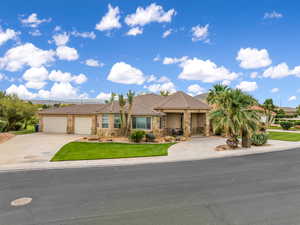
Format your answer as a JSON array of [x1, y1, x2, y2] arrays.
[[43, 116, 67, 133], [74, 117, 92, 135]]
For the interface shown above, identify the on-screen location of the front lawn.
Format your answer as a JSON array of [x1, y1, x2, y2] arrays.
[[51, 142, 175, 161], [268, 131, 300, 142]]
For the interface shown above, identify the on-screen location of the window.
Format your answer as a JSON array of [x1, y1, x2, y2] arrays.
[[159, 117, 164, 129], [102, 114, 109, 128], [114, 114, 121, 128], [132, 117, 151, 130]]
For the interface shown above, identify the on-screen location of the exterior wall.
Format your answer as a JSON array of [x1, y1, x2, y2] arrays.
[[96, 113, 123, 137], [96, 113, 164, 137], [166, 113, 182, 129]]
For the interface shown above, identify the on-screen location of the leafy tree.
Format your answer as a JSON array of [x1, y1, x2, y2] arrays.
[[0, 93, 38, 131]]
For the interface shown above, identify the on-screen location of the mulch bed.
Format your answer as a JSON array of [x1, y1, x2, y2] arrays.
[[0, 133, 15, 144]]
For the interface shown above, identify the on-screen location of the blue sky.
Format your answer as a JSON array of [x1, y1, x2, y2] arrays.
[[0, 0, 300, 106]]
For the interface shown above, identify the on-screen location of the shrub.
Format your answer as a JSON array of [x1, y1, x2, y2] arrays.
[[145, 133, 156, 142], [251, 133, 268, 146], [280, 121, 293, 130], [0, 120, 7, 132], [130, 130, 146, 143]]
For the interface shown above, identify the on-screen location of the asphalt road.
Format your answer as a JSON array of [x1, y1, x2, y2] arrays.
[[2, 149, 300, 225]]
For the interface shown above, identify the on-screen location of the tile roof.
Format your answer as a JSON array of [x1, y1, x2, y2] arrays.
[[39, 104, 105, 115], [155, 91, 211, 110], [39, 92, 210, 115]]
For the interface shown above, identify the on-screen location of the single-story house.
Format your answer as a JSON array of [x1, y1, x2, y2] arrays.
[[278, 107, 298, 116], [38, 91, 211, 137]]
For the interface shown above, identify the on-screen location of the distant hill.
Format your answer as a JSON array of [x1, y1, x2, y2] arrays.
[[194, 93, 208, 104]]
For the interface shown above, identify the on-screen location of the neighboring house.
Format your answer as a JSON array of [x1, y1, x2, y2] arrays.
[[278, 107, 298, 116], [38, 91, 211, 137]]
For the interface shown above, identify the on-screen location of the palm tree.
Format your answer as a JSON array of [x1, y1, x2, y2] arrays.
[[125, 90, 135, 136], [160, 90, 170, 96], [209, 86, 260, 148], [118, 94, 126, 135], [262, 98, 275, 128], [105, 93, 116, 104], [207, 84, 230, 105]]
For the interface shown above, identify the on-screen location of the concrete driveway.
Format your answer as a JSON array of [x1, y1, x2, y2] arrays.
[[0, 133, 80, 165]]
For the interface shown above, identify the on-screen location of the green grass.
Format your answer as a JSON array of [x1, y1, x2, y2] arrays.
[[9, 125, 36, 135], [51, 142, 175, 161], [268, 131, 300, 142]]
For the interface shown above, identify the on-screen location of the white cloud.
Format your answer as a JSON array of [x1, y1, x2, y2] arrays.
[[236, 81, 258, 92], [96, 92, 111, 101], [157, 76, 170, 83], [163, 56, 188, 65], [107, 62, 145, 85], [23, 67, 49, 89], [0, 28, 19, 46], [72, 73, 87, 84], [28, 29, 42, 36], [25, 81, 46, 89], [191, 24, 209, 42], [71, 31, 96, 39], [37, 89, 50, 99], [153, 55, 160, 62], [162, 29, 172, 38], [6, 84, 36, 99], [48, 70, 87, 84], [144, 81, 176, 93], [56, 46, 79, 61], [54, 26, 61, 32], [0, 43, 55, 72], [95, 4, 121, 31], [85, 59, 104, 67], [187, 84, 205, 96], [125, 3, 176, 27], [0, 73, 5, 81], [49, 82, 78, 99], [288, 96, 297, 101], [222, 80, 231, 86], [53, 32, 69, 46], [271, 88, 279, 93], [262, 63, 291, 79], [178, 58, 239, 83], [20, 13, 51, 28], [236, 48, 272, 69], [264, 11, 283, 19], [146, 75, 157, 82], [48, 70, 72, 83], [126, 27, 143, 36], [250, 72, 258, 79]]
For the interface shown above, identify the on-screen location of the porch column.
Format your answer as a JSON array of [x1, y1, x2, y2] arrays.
[[183, 110, 191, 137], [67, 115, 74, 134], [91, 115, 97, 135], [204, 112, 210, 136]]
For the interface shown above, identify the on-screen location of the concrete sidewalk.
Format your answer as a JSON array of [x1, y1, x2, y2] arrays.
[[1, 136, 300, 172]]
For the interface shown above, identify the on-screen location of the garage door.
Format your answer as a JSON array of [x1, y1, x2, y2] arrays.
[[74, 117, 92, 135], [43, 116, 67, 133]]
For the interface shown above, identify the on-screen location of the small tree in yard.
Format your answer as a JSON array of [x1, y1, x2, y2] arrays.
[[125, 90, 135, 136], [262, 98, 276, 128], [118, 94, 127, 136]]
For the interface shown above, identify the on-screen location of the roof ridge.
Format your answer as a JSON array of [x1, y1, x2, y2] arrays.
[[179, 91, 189, 108]]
